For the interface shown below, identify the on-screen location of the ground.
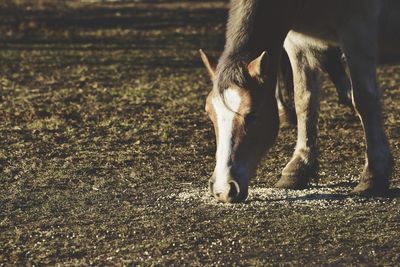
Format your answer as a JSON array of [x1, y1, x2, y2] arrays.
[[0, 1, 400, 266]]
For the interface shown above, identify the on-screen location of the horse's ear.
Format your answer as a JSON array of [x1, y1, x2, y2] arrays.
[[248, 51, 268, 78], [199, 49, 216, 78]]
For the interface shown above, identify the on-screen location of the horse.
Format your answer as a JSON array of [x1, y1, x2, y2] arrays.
[[200, 0, 399, 203]]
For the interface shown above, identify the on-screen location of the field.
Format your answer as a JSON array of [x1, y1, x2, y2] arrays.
[[1, 1, 400, 265]]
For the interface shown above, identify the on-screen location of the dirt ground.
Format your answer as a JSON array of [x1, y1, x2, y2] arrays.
[[1, 1, 400, 266]]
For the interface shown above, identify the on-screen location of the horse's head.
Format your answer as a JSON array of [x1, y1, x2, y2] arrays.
[[200, 50, 279, 203]]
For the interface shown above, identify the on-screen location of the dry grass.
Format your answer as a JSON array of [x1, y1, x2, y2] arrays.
[[0, 1, 399, 265]]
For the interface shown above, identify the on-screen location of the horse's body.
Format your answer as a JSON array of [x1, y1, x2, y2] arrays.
[[201, 0, 400, 203]]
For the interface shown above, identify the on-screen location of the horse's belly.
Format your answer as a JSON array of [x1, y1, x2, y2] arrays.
[[290, 27, 338, 47]]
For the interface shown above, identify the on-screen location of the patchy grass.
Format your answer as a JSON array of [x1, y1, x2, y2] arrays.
[[0, 1, 400, 265]]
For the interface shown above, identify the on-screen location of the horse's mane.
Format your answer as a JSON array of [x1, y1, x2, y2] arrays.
[[224, 0, 260, 57], [216, 0, 260, 92]]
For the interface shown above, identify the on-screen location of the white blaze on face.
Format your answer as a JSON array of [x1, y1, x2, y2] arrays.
[[212, 88, 242, 190]]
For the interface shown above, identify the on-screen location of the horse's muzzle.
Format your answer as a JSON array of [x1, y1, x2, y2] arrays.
[[209, 178, 247, 203]]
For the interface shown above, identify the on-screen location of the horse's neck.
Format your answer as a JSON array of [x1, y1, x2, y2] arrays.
[[223, 0, 259, 55], [223, 0, 291, 60], [216, 0, 296, 90]]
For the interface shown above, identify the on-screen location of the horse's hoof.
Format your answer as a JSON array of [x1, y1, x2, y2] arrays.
[[274, 175, 309, 190], [351, 159, 393, 196], [277, 157, 318, 189], [350, 180, 390, 196]]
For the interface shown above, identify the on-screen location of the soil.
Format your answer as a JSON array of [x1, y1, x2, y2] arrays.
[[1, 1, 399, 266]]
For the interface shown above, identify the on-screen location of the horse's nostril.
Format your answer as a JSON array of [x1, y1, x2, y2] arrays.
[[229, 180, 240, 198]]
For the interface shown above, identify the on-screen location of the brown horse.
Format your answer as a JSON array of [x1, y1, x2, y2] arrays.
[[201, 0, 399, 203]]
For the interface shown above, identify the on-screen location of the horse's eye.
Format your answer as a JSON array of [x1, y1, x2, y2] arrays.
[[245, 112, 257, 124]]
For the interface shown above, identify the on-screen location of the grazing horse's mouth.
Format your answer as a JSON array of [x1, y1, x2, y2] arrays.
[[209, 178, 247, 203]]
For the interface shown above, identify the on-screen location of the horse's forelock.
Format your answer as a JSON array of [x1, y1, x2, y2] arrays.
[[216, 57, 249, 94]]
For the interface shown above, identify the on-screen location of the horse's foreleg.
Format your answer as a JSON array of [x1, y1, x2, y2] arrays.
[[340, 25, 393, 195], [275, 37, 321, 189]]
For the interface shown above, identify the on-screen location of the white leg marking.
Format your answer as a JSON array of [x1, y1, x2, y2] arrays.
[[212, 88, 242, 191]]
